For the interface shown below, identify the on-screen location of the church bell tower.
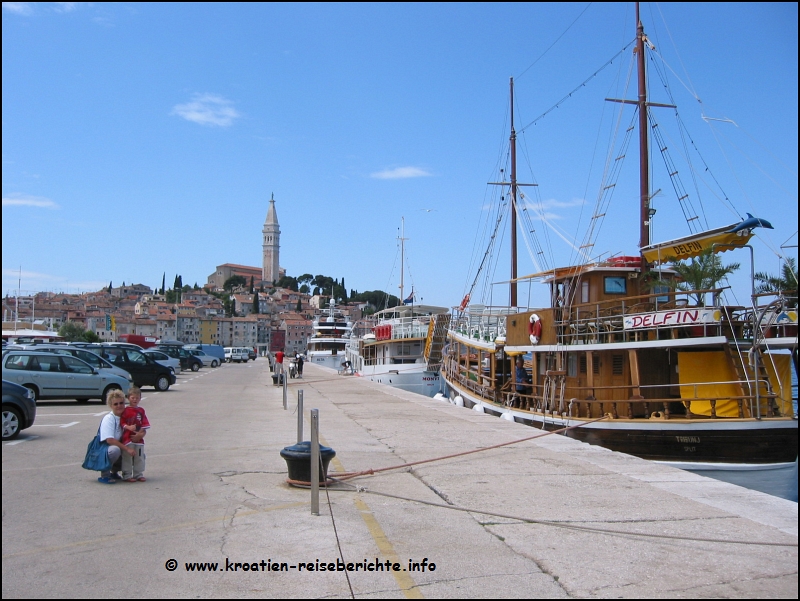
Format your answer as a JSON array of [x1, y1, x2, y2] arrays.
[[262, 193, 280, 283]]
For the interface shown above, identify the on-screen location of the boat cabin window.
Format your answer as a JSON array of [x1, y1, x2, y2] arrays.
[[580, 281, 589, 304], [652, 285, 670, 303], [604, 276, 627, 295]]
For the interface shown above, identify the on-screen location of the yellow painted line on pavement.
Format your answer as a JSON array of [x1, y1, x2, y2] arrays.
[[327, 454, 423, 598], [2, 501, 306, 560]]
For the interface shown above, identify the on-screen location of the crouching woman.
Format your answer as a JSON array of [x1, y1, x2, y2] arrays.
[[97, 389, 136, 484]]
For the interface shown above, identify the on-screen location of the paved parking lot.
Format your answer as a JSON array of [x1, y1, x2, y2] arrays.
[[3, 360, 797, 598]]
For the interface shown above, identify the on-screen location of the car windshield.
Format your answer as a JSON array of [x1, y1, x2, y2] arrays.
[[126, 349, 147, 365], [74, 350, 102, 367]]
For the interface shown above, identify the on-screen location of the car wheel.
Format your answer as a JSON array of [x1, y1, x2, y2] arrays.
[[211, 360, 218, 368], [2, 405, 23, 440], [23, 385, 39, 401], [102, 385, 121, 404], [191, 362, 200, 372], [155, 375, 170, 391]]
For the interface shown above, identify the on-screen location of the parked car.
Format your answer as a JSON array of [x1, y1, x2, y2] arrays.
[[20, 344, 133, 382], [187, 349, 219, 368], [184, 344, 225, 363], [3, 379, 37, 440], [156, 345, 203, 372], [248, 347, 257, 361], [142, 349, 181, 375], [90, 346, 176, 391], [2, 351, 131, 402], [224, 347, 249, 363]]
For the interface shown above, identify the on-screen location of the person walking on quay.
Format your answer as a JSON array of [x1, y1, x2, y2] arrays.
[[275, 349, 285, 379], [296, 353, 304, 378]]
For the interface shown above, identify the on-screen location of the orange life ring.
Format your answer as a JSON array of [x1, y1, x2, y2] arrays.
[[528, 314, 542, 344]]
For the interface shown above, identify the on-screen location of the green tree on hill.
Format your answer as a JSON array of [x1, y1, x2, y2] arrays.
[[223, 275, 247, 291], [59, 321, 86, 341]]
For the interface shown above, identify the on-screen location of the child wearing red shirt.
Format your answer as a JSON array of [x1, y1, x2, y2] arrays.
[[120, 386, 150, 482]]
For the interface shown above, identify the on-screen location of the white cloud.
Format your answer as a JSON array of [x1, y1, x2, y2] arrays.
[[370, 167, 432, 180], [523, 197, 585, 210], [171, 93, 240, 127], [2, 194, 59, 209], [2, 2, 33, 15], [54, 2, 79, 12], [2, 269, 107, 294]]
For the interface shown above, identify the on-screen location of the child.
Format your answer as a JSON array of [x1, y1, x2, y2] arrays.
[[120, 386, 150, 482]]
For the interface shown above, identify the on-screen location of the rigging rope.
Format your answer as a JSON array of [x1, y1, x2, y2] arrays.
[[518, 41, 635, 135]]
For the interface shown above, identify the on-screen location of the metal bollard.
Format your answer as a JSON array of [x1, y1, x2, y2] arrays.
[[297, 390, 304, 444], [310, 409, 319, 516], [282, 366, 287, 410]]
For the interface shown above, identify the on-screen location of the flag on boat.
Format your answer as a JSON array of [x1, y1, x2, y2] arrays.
[[403, 289, 415, 305]]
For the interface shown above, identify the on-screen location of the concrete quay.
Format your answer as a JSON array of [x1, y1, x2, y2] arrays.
[[2, 360, 797, 598]]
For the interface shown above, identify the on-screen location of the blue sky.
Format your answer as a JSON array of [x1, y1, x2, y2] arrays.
[[3, 2, 797, 309]]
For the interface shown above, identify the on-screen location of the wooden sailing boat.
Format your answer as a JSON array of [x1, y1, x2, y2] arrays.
[[440, 4, 797, 467]]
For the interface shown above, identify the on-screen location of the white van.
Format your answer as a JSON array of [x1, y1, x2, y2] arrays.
[[224, 347, 249, 363]]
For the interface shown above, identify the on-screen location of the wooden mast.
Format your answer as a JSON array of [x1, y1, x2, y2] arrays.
[[510, 77, 518, 307], [636, 2, 650, 253]]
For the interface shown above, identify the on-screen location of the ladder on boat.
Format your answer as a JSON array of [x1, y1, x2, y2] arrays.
[[724, 344, 779, 417], [424, 313, 451, 371]]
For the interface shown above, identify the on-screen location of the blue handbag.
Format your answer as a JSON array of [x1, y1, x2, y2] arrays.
[[82, 425, 111, 472]]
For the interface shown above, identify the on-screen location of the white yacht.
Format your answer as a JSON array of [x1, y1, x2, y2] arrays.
[[346, 304, 450, 397], [306, 300, 353, 370]]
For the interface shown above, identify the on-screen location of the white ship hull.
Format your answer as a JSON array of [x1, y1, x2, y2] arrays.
[[360, 363, 442, 397]]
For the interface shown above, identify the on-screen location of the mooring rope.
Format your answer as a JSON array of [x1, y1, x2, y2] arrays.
[[330, 415, 610, 481], [325, 479, 797, 548]]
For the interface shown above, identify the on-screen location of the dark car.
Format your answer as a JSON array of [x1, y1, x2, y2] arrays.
[[3, 379, 37, 440], [156, 345, 203, 372], [93, 346, 176, 391]]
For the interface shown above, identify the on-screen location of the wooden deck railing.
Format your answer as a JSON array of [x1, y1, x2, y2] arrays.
[[441, 357, 785, 419]]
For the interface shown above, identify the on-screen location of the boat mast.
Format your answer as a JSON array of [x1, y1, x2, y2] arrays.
[[398, 217, 406, 304], [489, 78, 536, 308], [510, 77, 518, 307], [636, 2, 650, 254]]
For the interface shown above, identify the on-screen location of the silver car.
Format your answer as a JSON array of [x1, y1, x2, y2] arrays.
[[188, 349, 219, 368], [2, 351, 131, 402], [20, 345, 133, 382], [143, 349, 181, 374]]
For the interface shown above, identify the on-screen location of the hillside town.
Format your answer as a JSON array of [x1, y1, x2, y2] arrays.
[[1, 196, 366, 356]]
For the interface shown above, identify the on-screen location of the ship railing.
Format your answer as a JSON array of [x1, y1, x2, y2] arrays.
[[441, 353, 787, 419], [383, 315, 434, 340], [501, 379, 785, 420], [554, 287, 763, 345], [452, 305, 519, 342]]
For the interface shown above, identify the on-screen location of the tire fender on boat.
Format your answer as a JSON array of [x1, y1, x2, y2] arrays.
[[528, 313, 542, 344]]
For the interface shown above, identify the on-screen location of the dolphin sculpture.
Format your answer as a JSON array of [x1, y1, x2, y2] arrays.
[[727, 213, 774, 233]]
